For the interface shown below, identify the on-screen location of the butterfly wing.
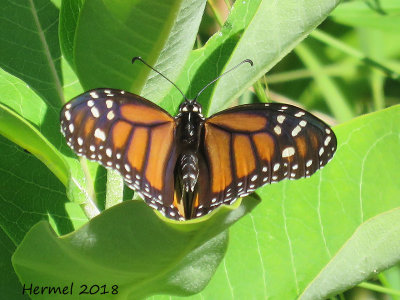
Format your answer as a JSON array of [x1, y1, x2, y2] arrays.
[[60, 88, 184, 220], [193, 103, 337, 217]]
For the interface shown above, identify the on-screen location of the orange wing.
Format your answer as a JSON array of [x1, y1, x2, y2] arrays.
[[193, 103, 337, 217], [60, 88, 183, 220]]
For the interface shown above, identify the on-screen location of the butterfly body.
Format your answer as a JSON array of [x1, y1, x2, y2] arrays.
[[61, 88, 337, 221]]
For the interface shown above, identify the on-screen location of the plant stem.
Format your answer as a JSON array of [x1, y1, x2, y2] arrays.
[[358, 282, 400, 296], [253, 79, 268, 103], [378, 273, 400, 300], [78, 157, 99, 218], [310, 29, 400, 81], [295, 42, 354, 122], [105, 169, 124, 209], [266, 63, 357, 84]]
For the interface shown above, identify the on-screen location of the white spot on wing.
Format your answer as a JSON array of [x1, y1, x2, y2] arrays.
[[282, 147, 295, 157], [91, 107, 100, 118], [324, 136, 332, 146], [107, 111, 115, 120], [64, 110, 71, 121], [295, 111, 305, 117], [277, 115, 285, 124], [319, 147, 324, 156], [90, 92, 99, 99], [292, 126, 301, 137], [94, 128, 106, 141], [69, 124, 74, 133], [299, 120, 307, 127], [106, 100, 113, 108], [274, 125, 282, 135]]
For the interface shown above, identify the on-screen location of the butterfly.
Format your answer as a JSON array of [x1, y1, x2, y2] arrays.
[[60, 58, 337, 221]]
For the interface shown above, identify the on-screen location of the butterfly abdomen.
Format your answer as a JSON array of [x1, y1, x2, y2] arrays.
[[178, 152, 199, 193]]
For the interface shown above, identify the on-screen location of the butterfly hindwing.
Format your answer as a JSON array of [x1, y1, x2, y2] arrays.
[[192, 103, 337, 217], [60, 88, 183, 220]]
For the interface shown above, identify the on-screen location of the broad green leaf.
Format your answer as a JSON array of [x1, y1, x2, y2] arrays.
[[180, 105, 400, 299], [0, 69, 69, 184], [160, 0, 341, 116], [331, 0, 400, 32], [300, 207, 400, 299], [0, 135, 87, 243], [0, 67, 64, 148], [0, 0, 63, 106], [73, 0, 206, 100], [12, 197, 260, 299], [209, 0, 341, 115]]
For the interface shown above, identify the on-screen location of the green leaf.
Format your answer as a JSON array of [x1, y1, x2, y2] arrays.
[[300, 208, 400, 299], [0, 69, 69, 184], [0, 136, 87, 244], [0, 134, 88, 297], [331, 0, 400, 32], [12, 197, 260, 299], [0, 66, 64, 149], [185, 105, 400, 299], [0, 0, 63, 106], [73, 0, 206, 100], [160, 0, 341, 116]]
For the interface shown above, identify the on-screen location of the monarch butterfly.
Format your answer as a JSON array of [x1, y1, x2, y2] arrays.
[[60, 57, 337, 221]]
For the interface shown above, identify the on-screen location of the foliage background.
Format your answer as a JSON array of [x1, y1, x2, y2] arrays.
[[0, 0, 400, 299]]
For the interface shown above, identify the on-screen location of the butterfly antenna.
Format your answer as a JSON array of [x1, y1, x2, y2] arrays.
[[132, 56, 188, 101], [193, 59, 253, 102]]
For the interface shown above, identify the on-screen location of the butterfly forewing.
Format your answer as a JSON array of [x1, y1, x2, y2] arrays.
[[60, 89, 184, 220], [192, 103, 337, 217]]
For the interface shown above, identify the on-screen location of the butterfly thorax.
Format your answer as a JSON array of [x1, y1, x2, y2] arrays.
[[174, 101, 205, 218]]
